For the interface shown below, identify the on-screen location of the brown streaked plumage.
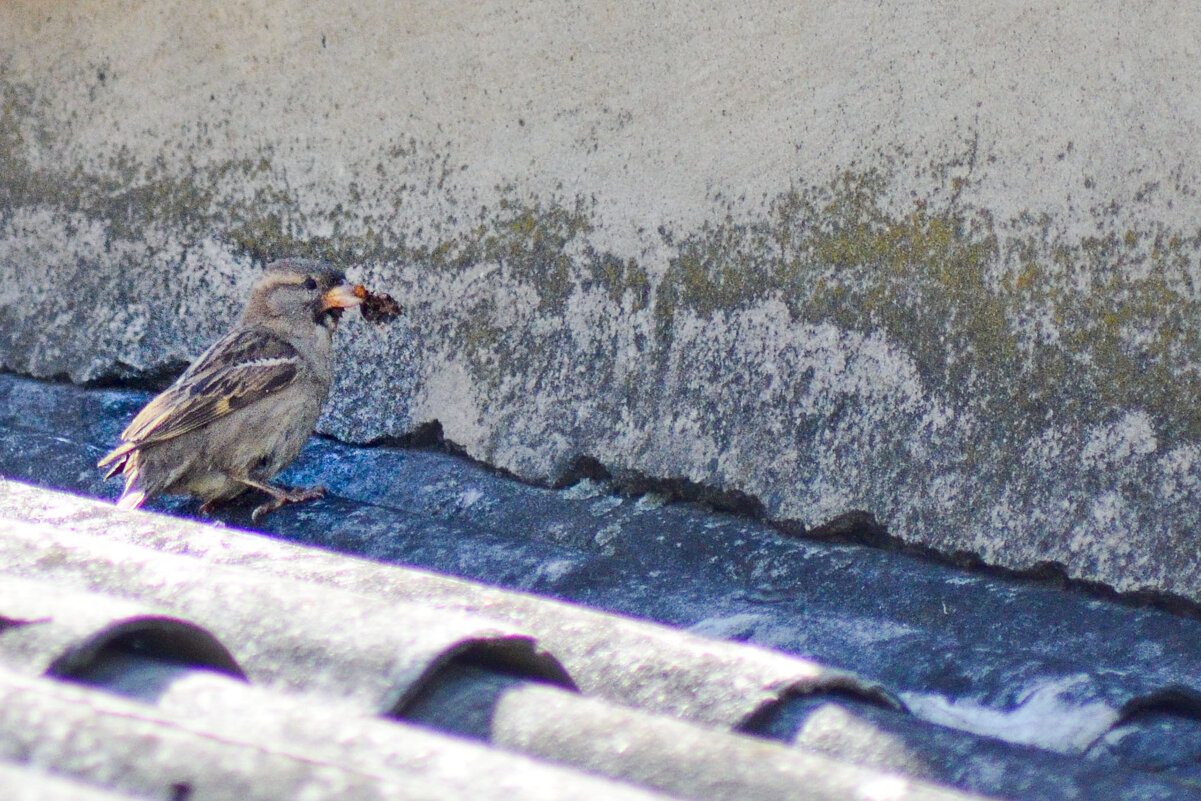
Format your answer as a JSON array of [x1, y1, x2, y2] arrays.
[[98, 258, 364, 520]]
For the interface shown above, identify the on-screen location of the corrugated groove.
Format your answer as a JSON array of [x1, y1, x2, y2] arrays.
[[0, 665, 676, 801], [0, 483, 1001, 800], [490, 683, 987, 801], [0, 515, 572, 715], [0, 654, 676, 801], [0, 575, 243, 680]]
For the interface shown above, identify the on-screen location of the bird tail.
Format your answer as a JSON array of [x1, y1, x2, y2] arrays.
[[97, 441, 137, 478], [117, 488, 147, 510], [109, 448, 148, 510]]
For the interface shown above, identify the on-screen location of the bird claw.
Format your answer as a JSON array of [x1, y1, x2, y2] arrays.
[[250, 485, 327, 522], [249, 501, 276, 523]]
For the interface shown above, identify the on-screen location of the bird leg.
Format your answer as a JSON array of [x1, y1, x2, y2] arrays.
[[197, 499, 224, 516], [236, 477, 327, 521]]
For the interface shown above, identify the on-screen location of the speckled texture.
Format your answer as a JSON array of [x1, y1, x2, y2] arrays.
[[3, 2, 1201, 598], [0, 519, 567, 715]]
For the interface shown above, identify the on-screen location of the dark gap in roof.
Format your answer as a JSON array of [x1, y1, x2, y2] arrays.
[[364, 418, 454, 451], [1099, 585, 1201, 622], [0, 366, 80, 389], [779, 509, 889, 547], [552, 454, 612, 489], [49, 618, 245, 698], [395, 650, 557, 742], [741, 696, 942, 782], [778, 507, 1074, 582], [354, 418, 473, 461], [391, 637, 575, 724], [738, 687, 900, 741], [609, 468, 767, 518], [350, 419, 527, 483], [0, 615, 36, 634], [444, 637, 577, 689], [1117, 686, 1201, 723], [66, 649, 200, 704]]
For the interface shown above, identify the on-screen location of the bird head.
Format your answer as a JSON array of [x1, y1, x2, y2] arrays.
[[243, 259, 365, 332]]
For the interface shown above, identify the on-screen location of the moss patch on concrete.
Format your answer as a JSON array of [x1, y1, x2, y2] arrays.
[[655, 168, 1201, 448]]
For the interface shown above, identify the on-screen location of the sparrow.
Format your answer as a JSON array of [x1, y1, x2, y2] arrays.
[[98, 258, 364, 521]]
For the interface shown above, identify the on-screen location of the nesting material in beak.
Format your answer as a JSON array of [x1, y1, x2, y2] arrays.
[[355, 285, 403, 324]]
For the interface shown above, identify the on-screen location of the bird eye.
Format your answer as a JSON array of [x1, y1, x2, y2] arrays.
[[303, 277, 318, 290]]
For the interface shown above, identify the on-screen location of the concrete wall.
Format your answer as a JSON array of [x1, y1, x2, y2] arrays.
[[4, 2, 1201, 600]]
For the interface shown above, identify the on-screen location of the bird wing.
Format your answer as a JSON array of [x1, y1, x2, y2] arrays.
[[99, 329, 302, 463]]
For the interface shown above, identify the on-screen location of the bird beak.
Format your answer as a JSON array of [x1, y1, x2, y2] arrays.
[[319, 284, 366, 313]]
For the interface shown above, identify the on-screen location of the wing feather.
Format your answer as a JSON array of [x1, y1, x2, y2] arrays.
[[103, 329, 301, 456]]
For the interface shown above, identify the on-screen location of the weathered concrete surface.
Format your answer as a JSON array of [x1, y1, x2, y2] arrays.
[[3, 2, 1201, 598]]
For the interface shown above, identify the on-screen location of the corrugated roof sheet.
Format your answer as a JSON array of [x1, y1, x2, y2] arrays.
[[0, 518, 575, 714], [0, 575, 242, 680], [0, 761, 140, 801], [0, 503, 885, 723], [0, 484, 989, 801]]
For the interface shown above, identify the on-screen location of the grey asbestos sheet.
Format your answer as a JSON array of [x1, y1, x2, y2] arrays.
[[490, 683, 989, 801], [74, 653, 681, 801], [0, 762, 143, 801], [0, 667, 443, 801], [0, 575, 241, 679], [0, 520, 570, 714]]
